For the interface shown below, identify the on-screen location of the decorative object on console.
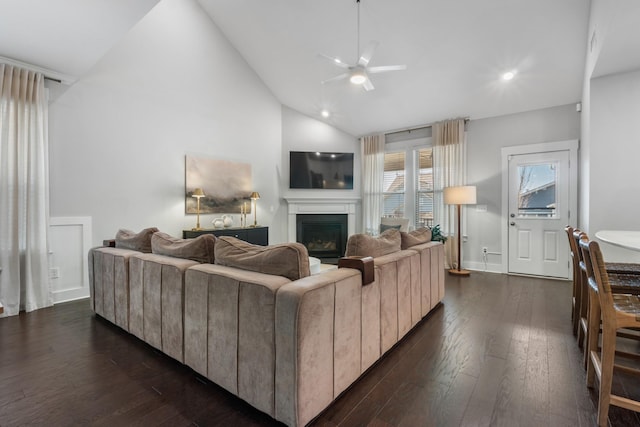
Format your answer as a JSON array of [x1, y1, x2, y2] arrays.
[[185, 155, 252, 214], [444, 185, 477, 276], [212, 217, 224, 229], [222, 215, 233, 228], [250, 191, 260, 227], [191, 188, 205, 230]]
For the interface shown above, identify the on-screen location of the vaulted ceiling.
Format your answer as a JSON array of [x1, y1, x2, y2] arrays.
[[1, 1, 637, 136]]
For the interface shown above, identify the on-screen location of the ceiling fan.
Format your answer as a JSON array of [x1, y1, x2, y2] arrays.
[[320, 0, 406, 91]]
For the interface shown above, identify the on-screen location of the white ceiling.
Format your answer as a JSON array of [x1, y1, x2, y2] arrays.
[[198, 0, 591, 135], [3, 0, 636, 137], [0, 0, 160, 79]]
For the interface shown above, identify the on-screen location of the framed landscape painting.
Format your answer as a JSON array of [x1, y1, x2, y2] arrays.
[[185, 155, 252, 214]]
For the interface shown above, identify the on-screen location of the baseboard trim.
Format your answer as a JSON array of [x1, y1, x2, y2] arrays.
[[464, 261, 503, 274]]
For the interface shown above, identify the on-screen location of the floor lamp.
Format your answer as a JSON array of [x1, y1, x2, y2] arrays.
[[444, 185, 477, 276]]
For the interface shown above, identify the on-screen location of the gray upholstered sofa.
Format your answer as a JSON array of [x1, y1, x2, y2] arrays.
[[88, 227, 445, 427]]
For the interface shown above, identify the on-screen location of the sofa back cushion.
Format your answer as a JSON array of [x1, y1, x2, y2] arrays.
[[345, 228, 401, 258], [151, 232, 216, 264], [215, 237, 310, 280], [400, 227, 432, 250], [115, 227, 159, 253]]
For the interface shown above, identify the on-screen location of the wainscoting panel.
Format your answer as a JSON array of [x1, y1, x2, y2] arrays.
[[49, 217, 92, 303]]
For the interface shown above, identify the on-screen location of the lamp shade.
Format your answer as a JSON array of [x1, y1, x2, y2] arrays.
[[192, 188, 205, 198], [250, 191, 261, 200], [444, 186, 476, 205]]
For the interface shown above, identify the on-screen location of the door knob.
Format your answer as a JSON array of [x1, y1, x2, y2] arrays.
[[510, 222, 516, 226], [510, 213, 515, 218]]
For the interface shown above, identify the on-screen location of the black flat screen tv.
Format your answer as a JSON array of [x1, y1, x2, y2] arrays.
[[290, 151, 354, 189]]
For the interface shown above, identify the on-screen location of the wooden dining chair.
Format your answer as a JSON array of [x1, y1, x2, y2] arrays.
[[573, 229, 640, 358], [580, 238, 640, 426], [565, 225, 583, 340]]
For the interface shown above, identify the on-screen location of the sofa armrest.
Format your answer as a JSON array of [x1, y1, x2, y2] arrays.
[[338, 256, 374, 285], [275, 268, 362, 427]]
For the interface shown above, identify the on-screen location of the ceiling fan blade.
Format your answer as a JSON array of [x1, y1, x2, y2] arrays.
[[318, 53, 351, 69], [363, 78, 375, 91], [358, 41, 379, 67], [367, 65, 407, 74], [321, 73, 350, 84]]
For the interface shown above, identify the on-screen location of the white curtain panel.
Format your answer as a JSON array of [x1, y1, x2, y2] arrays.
[[0, 64, 52, 316], [433, 119, 467, 269], [361, 134, 385, 235]]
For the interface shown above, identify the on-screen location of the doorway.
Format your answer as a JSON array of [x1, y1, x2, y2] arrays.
[[501, 140, 578, 279]]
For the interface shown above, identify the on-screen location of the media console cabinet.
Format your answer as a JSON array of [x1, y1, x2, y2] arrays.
[[182, 226, 268, 245]]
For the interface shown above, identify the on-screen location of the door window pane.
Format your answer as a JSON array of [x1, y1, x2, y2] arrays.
[[517, 162, 557, 218]]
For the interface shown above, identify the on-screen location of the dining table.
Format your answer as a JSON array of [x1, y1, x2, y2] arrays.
[[595, 230, 640, 252]]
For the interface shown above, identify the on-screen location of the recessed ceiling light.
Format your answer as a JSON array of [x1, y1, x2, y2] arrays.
[[321, 110, 330, 118], [502, 70, 516, 81]]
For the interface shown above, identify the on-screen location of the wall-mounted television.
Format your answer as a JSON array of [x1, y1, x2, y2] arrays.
[[289, 151, 354, 189]]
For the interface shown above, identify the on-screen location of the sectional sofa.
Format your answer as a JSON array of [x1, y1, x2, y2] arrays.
[[88, 227, 445, 426]]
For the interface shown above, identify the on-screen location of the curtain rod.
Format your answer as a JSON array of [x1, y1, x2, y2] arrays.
[[0, 56, 75, 85], [384, 117, 470, 137]]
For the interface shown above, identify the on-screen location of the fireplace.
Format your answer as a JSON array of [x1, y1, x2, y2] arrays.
[[296, 214, 348, 263]]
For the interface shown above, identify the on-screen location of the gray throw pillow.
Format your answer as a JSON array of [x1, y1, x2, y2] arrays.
[[345, 228, 401, 258], [151, 232, 216, 264], [115, 227, 159, 253], [215, 237, 310, 280], [400, 227, 433, 249]]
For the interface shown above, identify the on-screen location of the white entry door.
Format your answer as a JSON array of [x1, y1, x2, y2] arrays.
[[507, 150, 571, 278]]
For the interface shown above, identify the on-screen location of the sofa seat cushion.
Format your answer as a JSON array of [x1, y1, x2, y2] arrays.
[[115, 227, 159, 253], [151, 231, 216, 263], [400, 227, 432, 249], [345, 228, 401, 258], [215, 237, 310, 280]]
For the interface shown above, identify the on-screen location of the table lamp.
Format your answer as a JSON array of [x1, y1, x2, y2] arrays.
[[191, 188, 205, 231], [250, 191, 260, 227], [444, 185, 476, 276]]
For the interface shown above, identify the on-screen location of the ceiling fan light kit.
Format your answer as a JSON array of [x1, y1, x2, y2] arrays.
[[349, 68, 367, 84], [320, 0, 406, 91]]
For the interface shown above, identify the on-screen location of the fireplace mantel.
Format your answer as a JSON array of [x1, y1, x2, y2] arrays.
[[285, 197, 359, 243]]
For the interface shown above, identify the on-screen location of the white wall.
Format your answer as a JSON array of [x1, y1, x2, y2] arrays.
[[49, 0, 283, 244], [465, 104, 581, 272], [280, 106, 360, 231], [589, 70, 640, 262]]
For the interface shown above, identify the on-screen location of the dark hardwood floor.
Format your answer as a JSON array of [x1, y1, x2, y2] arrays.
[[1, 272, 639, 426]]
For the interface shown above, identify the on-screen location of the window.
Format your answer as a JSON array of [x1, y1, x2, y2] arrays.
[[383, 143, 434, 229], [517, 162, 558, 218], [416, 148, 434, 228], [383, 152, 405, 217]]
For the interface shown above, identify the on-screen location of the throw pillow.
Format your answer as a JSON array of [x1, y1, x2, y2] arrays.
[[151, 232, 216, 264], [400, 227, 433, 249], [115, 227, 159, 253], [379, 223, 402, 233], [215, 237, 310, 281], [345, 228, 401, 258]]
